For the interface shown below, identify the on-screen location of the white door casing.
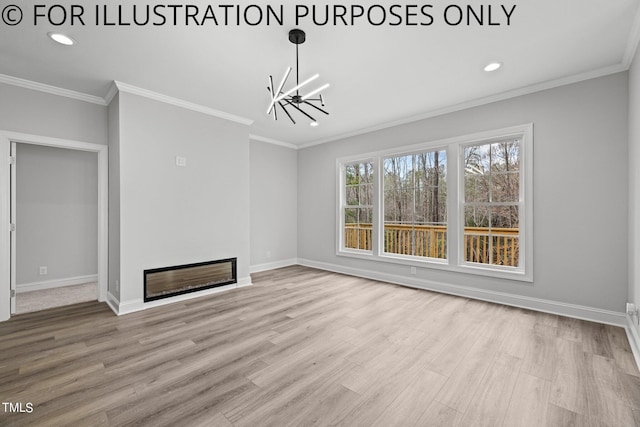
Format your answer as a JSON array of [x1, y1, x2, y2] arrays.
[[10, 142, 16, 314], [0, 131, 108, 322]]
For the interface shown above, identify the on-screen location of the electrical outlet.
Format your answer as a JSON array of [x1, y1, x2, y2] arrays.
[[39, 266, 47, 275], [410, 266, 417, 275], [175, 156, 187, 167]]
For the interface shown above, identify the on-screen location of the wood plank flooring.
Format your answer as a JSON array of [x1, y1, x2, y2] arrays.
[[1, 266, 639, 426]]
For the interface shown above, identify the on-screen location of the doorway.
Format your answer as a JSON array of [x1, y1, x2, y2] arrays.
[[0, 131, 108, 321], [12, 143, 99, 314]]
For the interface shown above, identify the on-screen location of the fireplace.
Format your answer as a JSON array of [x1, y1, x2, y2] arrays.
[[144, 258, 237, 302]]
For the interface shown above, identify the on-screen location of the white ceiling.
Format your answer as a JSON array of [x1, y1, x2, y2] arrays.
[[1, 0, 639, 147]]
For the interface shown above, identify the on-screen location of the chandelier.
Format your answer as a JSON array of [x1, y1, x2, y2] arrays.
[[267, 29, 329, 126]]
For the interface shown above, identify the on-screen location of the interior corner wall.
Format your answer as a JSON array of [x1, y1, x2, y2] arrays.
[[249, 140, 298, 270], [298, 72, 629, 313], [0, 83, 108, 145], [15, 144, 98, 286], [629, 48, 640, 311], [116, 92, 251, 306], [108, 93, 121, 301]]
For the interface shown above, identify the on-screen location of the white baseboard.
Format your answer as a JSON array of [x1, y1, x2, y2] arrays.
[[106, 291, 120, 315], [626, 314, 640, 371], [116, 298, 145, 316], [250, 258, 298, 273], [236, 275, 254, 288], [17, 274, 98, 293], [110, 276, 253, 316], [297, 258, 627, 327]]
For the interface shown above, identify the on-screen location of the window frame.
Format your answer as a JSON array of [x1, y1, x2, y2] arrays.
[[456, 126, 532, 280], [380, 147, 449, 263], [336, 123, 533, 283], [336, 158, 376, 257]]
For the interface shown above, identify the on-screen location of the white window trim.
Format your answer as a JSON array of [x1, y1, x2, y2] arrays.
[[336, 123, 533, 283]]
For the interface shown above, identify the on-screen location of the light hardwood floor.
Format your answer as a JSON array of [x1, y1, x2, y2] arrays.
[[1, 266, 639, 426]]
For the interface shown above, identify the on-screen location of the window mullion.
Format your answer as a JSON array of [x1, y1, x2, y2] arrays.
[[449, 143, 459, 266], [375, 157, 383, 256], [411, 154, 416, 256]]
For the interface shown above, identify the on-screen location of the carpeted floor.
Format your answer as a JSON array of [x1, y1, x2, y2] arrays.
[[16, 282, 98, 314]]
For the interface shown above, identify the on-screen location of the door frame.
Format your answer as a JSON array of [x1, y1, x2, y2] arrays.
[[0, 131, 108, 321], [10, 142, 16, 314]]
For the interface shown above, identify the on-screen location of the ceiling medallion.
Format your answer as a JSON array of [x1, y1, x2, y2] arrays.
[[267, 29, 329, 125]]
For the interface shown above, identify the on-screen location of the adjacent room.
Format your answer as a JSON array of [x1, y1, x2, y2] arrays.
[[1, 0, 640, 425]]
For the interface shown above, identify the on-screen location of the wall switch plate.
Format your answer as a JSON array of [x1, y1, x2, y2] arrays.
[[39, 266, 47, 275], [176, 156, 187, 167]]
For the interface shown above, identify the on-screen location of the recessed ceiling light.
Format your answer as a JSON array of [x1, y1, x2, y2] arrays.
[[310, 121, 319, 127], [484, 62, 502, 72], [47, 32, 75, 46]]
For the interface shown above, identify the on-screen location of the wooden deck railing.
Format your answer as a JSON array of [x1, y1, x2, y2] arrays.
[[344, 224, 519, 267], [463, 227, 519, 267], [383, 224, 447, 259]]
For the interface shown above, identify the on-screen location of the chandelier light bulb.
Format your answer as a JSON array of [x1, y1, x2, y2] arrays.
[[302, 83, 330, 101]]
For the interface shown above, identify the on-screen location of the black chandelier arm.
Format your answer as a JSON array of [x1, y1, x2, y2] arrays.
[[267, 86, 327, 123], [302, 100, 329, 116], [266, 86, 278, 120], [279, 101, 296, 124], [268, 76, 276, 99], [266, 86, 286, 97], [283, 99, 317, 122]]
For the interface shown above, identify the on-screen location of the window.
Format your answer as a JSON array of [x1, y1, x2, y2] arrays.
[[383, 149, 447, 259], [463, 139, 520, 267], [342, 161, 373, 252], [337, 124, 532, 282]]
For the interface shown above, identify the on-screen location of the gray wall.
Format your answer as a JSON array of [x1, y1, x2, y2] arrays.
[[0, 83, 107, 145], [630, 48, 640, 311], [115, 92, 251, 304], [16, 144, 98, 285], [249, 140, 297, 269], [298, 72, 629, 312]]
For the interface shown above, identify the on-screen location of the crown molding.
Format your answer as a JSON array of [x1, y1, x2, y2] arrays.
[[249, 133, 298, 150], [0, 74, 254, 126], [0, 73, 107, 106], [112, 81, 253, 126], [104, 81, 119, 105], [298, 62, 628, 149]]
